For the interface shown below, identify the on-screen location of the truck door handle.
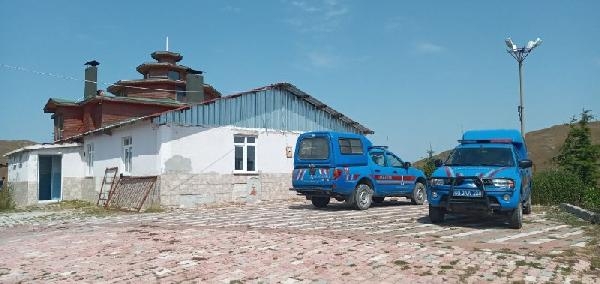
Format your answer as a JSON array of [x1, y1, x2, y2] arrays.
[[393, 171, 397, 173], [374, 170, 381, 173]]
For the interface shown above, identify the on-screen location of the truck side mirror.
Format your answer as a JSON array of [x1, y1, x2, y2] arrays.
[[403, 161, 411, 168], [434, 159, 443, 167], [518, 159, 533, 168]]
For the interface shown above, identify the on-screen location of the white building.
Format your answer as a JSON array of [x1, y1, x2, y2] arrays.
[[6, 83, 373, 208]]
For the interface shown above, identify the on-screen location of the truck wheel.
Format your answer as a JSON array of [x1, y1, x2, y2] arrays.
[[429, 205, 445, 223], [311, 196, 330, 208], [353, 183, 373, 210], [410, 182, 426, 205], [372, 196, 385, 203], [523, 194, 532, 215], [509, 203, 523, 229]]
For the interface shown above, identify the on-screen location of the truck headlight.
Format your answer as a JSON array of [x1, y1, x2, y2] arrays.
[[430, 178, 445, 186], [492, 178, 515, 189]]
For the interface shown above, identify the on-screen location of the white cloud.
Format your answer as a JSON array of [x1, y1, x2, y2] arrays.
[[416, 42, 445, 53], [284, 0, 349, 33], [307, 51, 340, 68]]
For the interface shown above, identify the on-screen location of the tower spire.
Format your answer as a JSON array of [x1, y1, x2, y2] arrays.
[[166, 36, 169, 51]]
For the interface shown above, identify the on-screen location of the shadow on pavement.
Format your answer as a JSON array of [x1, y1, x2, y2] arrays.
[[416, 213, 511, 229], [288, 199, 421, 211]]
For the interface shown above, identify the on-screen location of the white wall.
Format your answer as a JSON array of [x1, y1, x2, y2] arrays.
[[158, 125, 300, 174], [86, 120, 160, 178], [7, 152, 31, 183], [7, 146, 84, 183]]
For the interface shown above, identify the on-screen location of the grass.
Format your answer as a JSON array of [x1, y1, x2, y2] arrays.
[[458, 266, 479, 283], [0, 185, 16, 211], [514, 260, 544, 269]]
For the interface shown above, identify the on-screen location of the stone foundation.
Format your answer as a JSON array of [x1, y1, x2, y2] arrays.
[[159, 173, 296, 208], [63, 177, 97, 204]]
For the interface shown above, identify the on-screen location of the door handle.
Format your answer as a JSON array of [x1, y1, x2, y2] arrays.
[[374, 170, 381, 173], [392, 171, 397, 173]]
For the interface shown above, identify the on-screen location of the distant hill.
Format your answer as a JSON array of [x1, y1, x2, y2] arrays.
[[0, 140, 37, 178], [414, 121, 600, 173]]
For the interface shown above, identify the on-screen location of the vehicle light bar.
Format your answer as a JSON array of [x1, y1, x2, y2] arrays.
[[458, 139, 513, 144]]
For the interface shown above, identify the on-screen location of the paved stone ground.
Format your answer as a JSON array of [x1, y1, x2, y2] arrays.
[[0, 199, 598, 283]]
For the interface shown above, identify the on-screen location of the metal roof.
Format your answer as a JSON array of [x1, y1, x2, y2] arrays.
[[4, 143, 82, 157], [59, 82, 373, 141]]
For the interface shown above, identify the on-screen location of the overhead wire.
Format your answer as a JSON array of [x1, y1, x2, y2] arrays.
[[0, 63, 205, 101]]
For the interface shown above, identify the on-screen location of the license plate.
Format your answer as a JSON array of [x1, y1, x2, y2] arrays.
[[453, 189, 482, 197]]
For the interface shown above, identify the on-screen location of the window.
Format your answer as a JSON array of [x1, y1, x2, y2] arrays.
[[168, 71, 180, 80], [446, 147, 515, 167], [122, 137, 133, 174], [387, 153, 404, 167], [176, 86, 186, 102], [86, 143, 94, 176], [54, 114, 64, 140], [234, 136, 256, 172], [339, 138, 363, 155], [298, 137, 329, 160]]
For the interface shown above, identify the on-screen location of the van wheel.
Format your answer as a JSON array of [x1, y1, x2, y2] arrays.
[[509, 203, 523, 229], [523, 194, 532, 215], [353, 183, 373, 210], [372, 197, 385, 203], [429, 205, 445, 223], [411, 182, 426, 205], [311, 196, 330, 208]]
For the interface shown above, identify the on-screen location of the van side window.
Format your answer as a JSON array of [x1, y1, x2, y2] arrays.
[[339, 138, 363, 155]]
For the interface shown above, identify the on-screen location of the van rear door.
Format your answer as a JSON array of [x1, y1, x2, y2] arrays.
[[293, 133, 334, 186]]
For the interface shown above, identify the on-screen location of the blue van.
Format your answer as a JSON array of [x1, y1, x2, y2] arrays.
[[427, 129, 533, 229], [290, 131, 427, 210]]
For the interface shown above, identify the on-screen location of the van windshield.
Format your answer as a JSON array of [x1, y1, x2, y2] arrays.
[[298, 137, 330, 160], [446, 147, 515, 167]]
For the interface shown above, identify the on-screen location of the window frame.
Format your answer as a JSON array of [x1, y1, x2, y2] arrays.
[[339, 138, 364, 155], [86, 143, 94, 176], [122, 136, 133, 175], [233, 135, 257, 174]]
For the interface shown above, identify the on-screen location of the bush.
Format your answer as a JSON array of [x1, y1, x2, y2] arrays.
[[532, 168, 588, 206], [583, 186, 600, 213], [0, 183, 15, 211]]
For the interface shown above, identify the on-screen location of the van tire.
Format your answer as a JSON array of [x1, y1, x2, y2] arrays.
[[523, 194, 532, 215], [311, 196, 330, 208], [429, 205, 445, 223], [411, 182, 426, 205], [509, 203, 523, 229], [353, 183, 373, 210]]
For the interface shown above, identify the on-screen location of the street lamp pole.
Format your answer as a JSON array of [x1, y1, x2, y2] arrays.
[[505, 37, 542, 135]]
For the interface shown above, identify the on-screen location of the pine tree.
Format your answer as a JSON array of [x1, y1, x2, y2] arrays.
[[554, 109, 600, 187]]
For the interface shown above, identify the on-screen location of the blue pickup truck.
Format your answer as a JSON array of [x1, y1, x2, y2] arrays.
[[427, 129, 533, 229], [290, 131, 427, 210]]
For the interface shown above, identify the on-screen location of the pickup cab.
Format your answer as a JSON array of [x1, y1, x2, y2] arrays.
[[427, 129, 533, 229], [290, 131, 427, 210]]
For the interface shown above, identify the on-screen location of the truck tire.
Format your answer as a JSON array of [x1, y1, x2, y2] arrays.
[[311, 196, 330, 208], [372, 196, 385, 203], [429, 205, 445, 223], [353, 183, 373, 210], [523, 194, 532, 215], [411, 182, 426, 205], [509, 203, 523, 229]]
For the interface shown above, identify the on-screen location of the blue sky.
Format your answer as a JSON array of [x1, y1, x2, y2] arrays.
[[0, 0, 598, 161]]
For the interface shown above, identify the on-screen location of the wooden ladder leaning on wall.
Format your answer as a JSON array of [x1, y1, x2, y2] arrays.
[[97, 167, 119, 206]]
